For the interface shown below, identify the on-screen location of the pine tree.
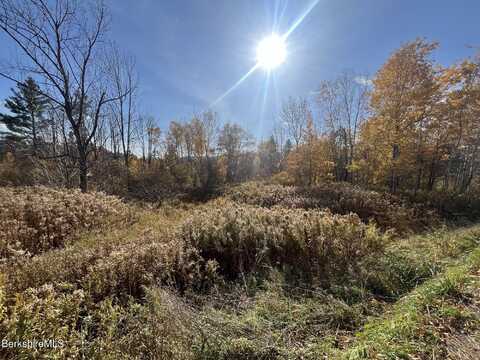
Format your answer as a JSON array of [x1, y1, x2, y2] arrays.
[[0, 77, 49, 155]]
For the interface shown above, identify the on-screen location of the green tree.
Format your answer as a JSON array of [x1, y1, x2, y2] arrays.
[[0, 77, 49, 155]]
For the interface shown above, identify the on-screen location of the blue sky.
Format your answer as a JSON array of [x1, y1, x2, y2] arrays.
[[1, 0, 479, 138]]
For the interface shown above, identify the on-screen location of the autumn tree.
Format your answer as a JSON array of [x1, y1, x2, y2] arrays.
[[147, 125, 161, 165], [272, 120, 292, 171], [280, 97, 310, 148], [286, 115, 334, 186], [437, 58, 480, 192], [218, 123, 252, 183], [362, 39, 439, 192], [190, 111, 219, 190], [0, 0, 126, 192], [257, 136, 280, 178], [316, 70, 369, 182]]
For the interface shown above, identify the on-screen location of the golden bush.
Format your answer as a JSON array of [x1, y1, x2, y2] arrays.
[[225, 182, 439, 233], [0, 283, 85, 359], [0, 281, 199, 360], [0, 186, 132, 258], [180, 200, 387, 284], [6, 228, 218, 301], [82, 237, 217, 300]]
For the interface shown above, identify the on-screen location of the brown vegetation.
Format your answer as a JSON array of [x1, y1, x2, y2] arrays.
[[225, 182, 439, 233], [0, 185, 479, 359], [180, 200, 387, 283], [0, 187, 132, 258], [0, 1, 479, 359]]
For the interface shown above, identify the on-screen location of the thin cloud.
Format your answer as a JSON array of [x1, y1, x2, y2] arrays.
[[354, 76, 373, 86]]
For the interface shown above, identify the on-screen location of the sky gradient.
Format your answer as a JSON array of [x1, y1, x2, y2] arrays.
[[1, 0, 479, 138]]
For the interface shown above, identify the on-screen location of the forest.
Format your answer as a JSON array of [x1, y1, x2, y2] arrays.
[[1, 39, 480, 200], [1, 0, 480, 359]]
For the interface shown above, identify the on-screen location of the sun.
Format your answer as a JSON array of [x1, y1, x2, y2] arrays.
[[256, 34, 286, 70]]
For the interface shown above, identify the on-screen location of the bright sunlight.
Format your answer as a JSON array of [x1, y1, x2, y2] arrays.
[[256, 33, 286, 70]]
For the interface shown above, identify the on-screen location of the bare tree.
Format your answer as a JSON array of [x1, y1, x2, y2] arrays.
[[134, 114, 148, 164], [196, 110, 219, 189], [200, 110, 218, 159], [146, 117, 160, 165], [107, 44, 138, 168], [272, 120, 286, 153], [280, 96, 311, 148], [316, 70, 369, 181], [0, 0, 126, 191], [218, 122, 253, 183]]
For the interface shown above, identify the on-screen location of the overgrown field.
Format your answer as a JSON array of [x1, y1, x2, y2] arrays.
[[1, 183, 479, 359]]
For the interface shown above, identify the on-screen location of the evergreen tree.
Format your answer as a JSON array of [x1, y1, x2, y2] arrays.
[[0, 77, 49, 155]]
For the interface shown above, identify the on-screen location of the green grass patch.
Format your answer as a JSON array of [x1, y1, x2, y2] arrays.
[[337, 247, 480, 359]]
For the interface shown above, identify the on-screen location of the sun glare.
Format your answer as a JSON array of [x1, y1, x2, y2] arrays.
[[256, 34, 286, 70]]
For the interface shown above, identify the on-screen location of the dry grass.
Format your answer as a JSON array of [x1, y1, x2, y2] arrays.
[[225, 181, 439, 234], [0, 186, 133, 258], [0, 184, 478, 359], [180, 199, 387, 284]]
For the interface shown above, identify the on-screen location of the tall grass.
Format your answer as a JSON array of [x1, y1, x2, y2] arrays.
[[180, 200, 387, 284], [0, 185, 478, 359], [225, 182, 439, 233], [0, 186, 133, 258]]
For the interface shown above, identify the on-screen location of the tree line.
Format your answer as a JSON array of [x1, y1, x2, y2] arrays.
[[0, 1, 479, 198]]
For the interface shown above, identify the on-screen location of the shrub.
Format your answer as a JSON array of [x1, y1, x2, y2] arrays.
[[0, 283, 200, 360], [0, 153, 27, 186], [180, 200, 387, 284], [6, 232, 219, 301], [224, 182, 306, 208], [0, 283, 86, 359], [225, 182, 439, 233], [0, 186, 133, 258], [407, 190, 480, 222], [82, 237, 219, 301], [305, 183, 437, 233]]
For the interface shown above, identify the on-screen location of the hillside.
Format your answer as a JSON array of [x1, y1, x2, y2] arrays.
[[1, 183, 479, 359]]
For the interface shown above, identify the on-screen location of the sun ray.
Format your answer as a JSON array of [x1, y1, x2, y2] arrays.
[[257, 72, 271, 136], [210, 0, 320, 107], [210, 63, 260, 107], [282, 0, 320, 40]]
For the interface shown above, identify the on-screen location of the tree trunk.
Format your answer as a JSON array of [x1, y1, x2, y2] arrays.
[[390, 144, 400, 193], [79, 152, 88, 193], [427, 157, 437, 192], [414, 167, 422, 195], [31, 110, 37, 157]]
